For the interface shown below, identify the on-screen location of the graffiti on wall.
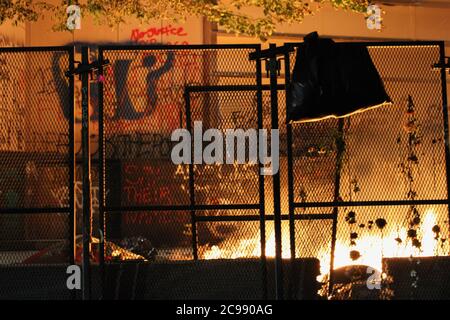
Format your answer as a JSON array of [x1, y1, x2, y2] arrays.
[[0, 33, 220, 247], [1, 25, 196, 153], [130, 25, 189, 45], [48, 33, 204, 149], [29, 130, 175, 160], [120, 161, 189, 246], [47, 164, 110, 234], [0, 34, 204, 156]]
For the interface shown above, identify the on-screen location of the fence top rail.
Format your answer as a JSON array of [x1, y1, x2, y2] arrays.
[[293, 199, 449, 208], [285, 40, 445, 48], [0, 41, 443, 52], [0, 46, 73, 53], [99, 43, 261, 51], [250, 40, 445, 61]]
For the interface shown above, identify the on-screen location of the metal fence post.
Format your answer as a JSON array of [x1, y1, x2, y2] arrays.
[[185, 89, 198, 260], [98, 47, 106, 300], [284, 47, 297, 299], [268, 43, 284, 300], [67, 47, 76, 269], [67, 46, 77, 301], [438, 43, 450, 250], [255, 47, 268, 300], [81, 46, 92, 300]]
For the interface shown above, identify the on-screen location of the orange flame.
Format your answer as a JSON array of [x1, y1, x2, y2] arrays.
[[202, 208, 449, 279]]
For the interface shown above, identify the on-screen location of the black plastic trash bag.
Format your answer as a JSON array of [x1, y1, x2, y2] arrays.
[[288, 32, 392, 122]]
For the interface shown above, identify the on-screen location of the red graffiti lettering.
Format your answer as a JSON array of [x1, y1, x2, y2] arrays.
[[130, 25, 188, 44], [122, 163, 172, 205]]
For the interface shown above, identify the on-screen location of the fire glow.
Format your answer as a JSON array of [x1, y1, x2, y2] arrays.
[[202, 208, 449, 279]]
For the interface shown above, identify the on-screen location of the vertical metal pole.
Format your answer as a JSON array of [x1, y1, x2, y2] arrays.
[[67, 47, 76, 301], [268, 43, 284, 300], [68, 47, 76, 268], [328, 118, 344, 296], [255, 46, 268, 299], [98, 47, 106, 299], [81, 46, 92, 300], [438, 43, 450, 250], [185, 90, 198, 260], [284, 48, 297, 299]]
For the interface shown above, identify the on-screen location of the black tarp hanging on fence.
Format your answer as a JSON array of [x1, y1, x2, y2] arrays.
[[288, 32, 392, 122]]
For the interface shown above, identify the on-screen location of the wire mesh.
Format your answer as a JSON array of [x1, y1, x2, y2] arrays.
[[187, 88, 261, 207], [284, 42, 449, 299], [2, 42, 445, 300], [98, 43, 448, 300], [0, 47, 74, 299], [99, 45, 277, 299]]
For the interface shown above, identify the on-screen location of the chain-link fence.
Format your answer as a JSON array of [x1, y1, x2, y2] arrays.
[[0, 47, 75, 299], [97, 45, 310, 299], [96, 42, 449, 300], [0, 42, 448, 300], [281, 41, 450, 299]]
